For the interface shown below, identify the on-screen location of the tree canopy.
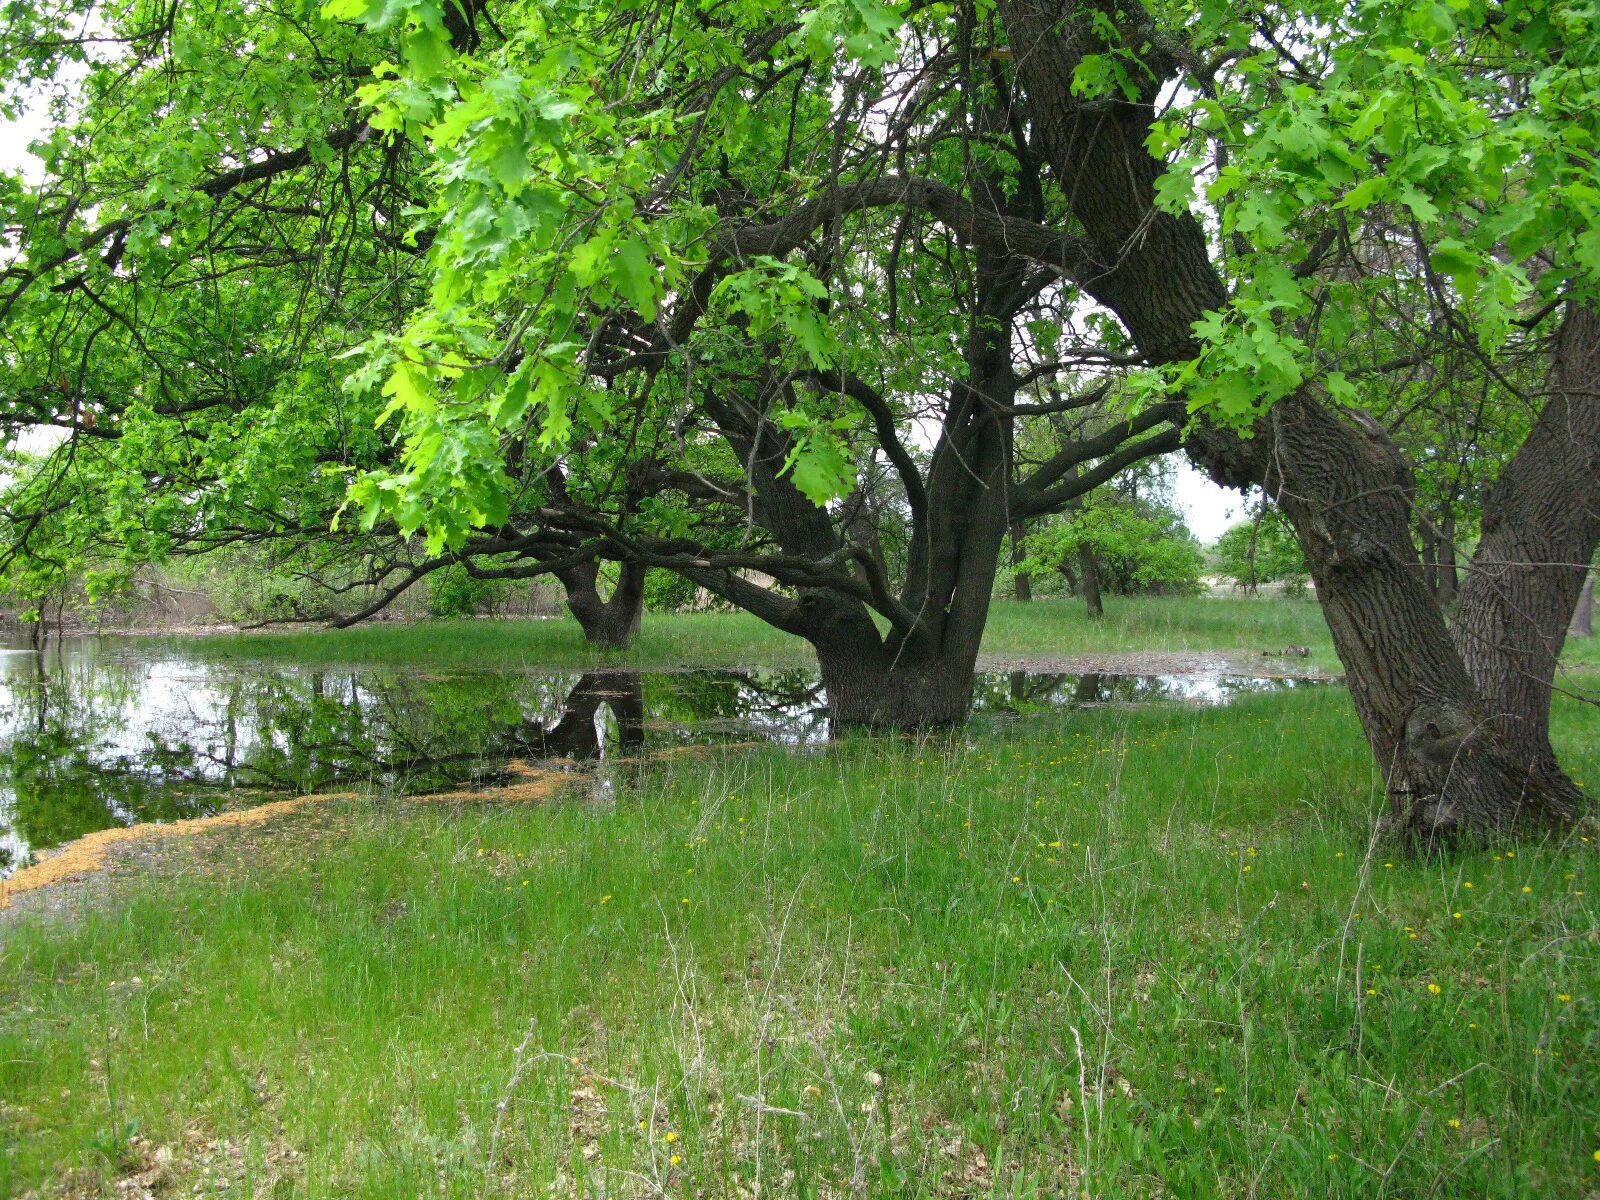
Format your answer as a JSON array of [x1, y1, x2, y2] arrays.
[[2, 0, 1597, 838]]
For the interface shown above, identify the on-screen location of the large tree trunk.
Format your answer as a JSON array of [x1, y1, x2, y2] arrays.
[[1220, 396, 1580, 837], [996, 0, 1585, 840], [1450, 303, 1600, 809], [556, 560, 646, 649], [812, 629, 979, 728]]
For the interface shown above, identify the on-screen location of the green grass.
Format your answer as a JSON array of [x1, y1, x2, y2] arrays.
[[163, 594, 1598, 677], [978, 596, 1336, 663], [168, 597, 1344, 672], [1563, 628, 1600, 670], [4, 685, 1596, 1198]]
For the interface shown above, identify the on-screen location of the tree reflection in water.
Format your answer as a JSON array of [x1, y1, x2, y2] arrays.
[[1, 638, 1318, 870]]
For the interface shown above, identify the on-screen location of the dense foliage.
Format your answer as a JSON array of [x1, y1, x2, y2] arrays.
[[1022, 497, 1204, 598], [1214, 507, 1309, 595]]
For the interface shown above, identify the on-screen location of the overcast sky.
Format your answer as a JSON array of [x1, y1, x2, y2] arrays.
[[1173, 460, 1246, 542]]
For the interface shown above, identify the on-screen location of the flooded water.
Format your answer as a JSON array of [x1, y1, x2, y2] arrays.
[[0, 637, 1323, 873]]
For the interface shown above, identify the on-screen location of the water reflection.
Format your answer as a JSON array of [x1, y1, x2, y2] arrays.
[[0, 639, 1322, 872]]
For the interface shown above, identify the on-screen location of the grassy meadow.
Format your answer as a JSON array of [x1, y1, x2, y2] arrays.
[[3, 598, 1597, 1197], [163, 594, 1600, 677], [172, 596, 1347, 673]]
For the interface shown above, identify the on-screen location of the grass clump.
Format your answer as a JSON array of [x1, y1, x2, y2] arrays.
[[3, 685, 1596, 1197]]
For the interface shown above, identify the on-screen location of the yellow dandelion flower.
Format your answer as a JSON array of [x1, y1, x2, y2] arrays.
[[1213, 1086, 1225, 1095], [1327, 1152, 1339, 1161], [1447, 1118, 1462, 1129], [1463, 881, 1474, 889], [663, 1132, 678, 1144], [1427, 982, 1442, 995], [670, 1154, 683, 1166], [1557, 993, 1572, 1003], [1522, 886, 1533, 894], [600, 895, 613, 904], [1453, 912, 1462, 919]]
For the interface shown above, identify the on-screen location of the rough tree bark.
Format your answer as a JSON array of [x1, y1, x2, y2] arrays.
[[554, 559, 646, 649], [1450, 303, 1600, 809], [996, 0, 1588, 839]]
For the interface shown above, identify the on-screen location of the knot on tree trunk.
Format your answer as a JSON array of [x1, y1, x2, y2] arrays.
[[1324, 527, 1397, 575], [1403, 703, 1487, 771]]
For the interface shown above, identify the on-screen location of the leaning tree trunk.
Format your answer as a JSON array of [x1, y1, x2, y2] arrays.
[[1210, 396, 1581, 839], [995, 0, 1584, 841], [1572, 573, 1595, 638], [1450, 302, 1600, 809], [556, 560, 646, 649]]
